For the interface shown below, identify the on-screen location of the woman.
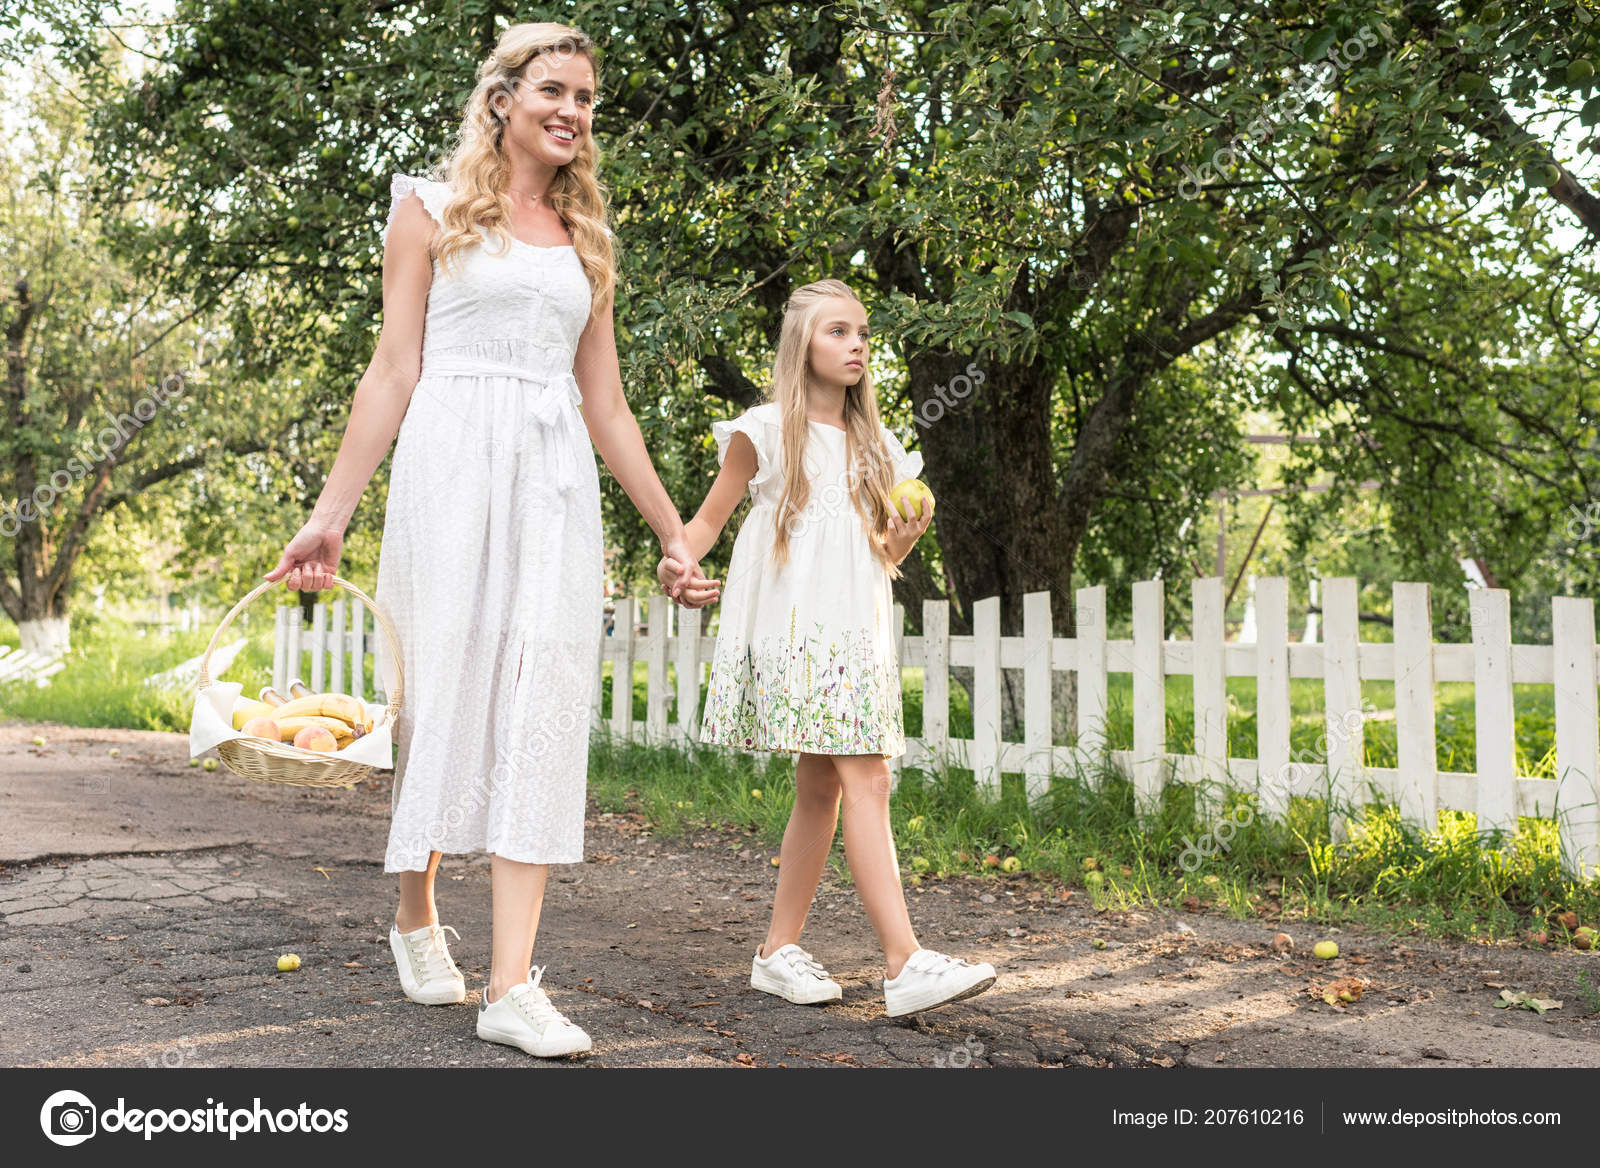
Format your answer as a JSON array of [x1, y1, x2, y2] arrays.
[[266, 22, 709, 1059]]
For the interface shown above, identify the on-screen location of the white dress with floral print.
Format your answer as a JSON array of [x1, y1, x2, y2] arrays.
[[699, 402, 923, 757]]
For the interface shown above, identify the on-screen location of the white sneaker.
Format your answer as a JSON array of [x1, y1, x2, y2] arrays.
[[389, 921, 466, 1005], [750, 943, 843, 1004], [476, 966, 592, 1058], [883, 948, 996, 1017]]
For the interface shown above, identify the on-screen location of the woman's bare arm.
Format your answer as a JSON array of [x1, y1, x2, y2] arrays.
[[266, 189, 435, 591], [572, 291, 704, 594], [308, 191, 434, 533]]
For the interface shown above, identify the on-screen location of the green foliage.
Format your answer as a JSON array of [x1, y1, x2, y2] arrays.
[[6, 0, 1597, 646]]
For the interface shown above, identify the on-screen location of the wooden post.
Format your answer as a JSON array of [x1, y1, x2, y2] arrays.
[[610, 596, 635, 743], [645, 593, 670, 746], [1075, 584, 1108, 783], [676, 604, 702, 744], [972, 595, 1002, 794], [1553, 596, 1600, 878], [351, 604, 367, 703], [1255, 576, 1291, 820], [1393, 582, 1438, 831], [1132, 579, 1166, 813], [1022, 591, 1053, 802], [1470, 588, 1518, 839], [1191, 576, 1227, 819], [286, 606, 302, 698], [1321, 577, 1364, 842], [309, 601, 326, 691], [272, 605, 288, 694], [921, 599, 950, 775], [330, 597, 346, 696]]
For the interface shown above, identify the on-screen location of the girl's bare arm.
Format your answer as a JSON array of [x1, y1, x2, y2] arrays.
[[678, 430, 757, 563]]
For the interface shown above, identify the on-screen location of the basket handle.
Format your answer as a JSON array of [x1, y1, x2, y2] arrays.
[[195, 574, 405, 725]]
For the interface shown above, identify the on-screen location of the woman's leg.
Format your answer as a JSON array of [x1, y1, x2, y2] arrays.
[[485, 855, 549, 1004], [832, 754, 919, 978], [759, 752, 842, 957], [395, 850, 443, 932]]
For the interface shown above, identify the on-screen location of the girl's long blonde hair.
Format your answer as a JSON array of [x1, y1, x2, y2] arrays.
[[420, 22, 617, 314], [767, 279, 903, 578]]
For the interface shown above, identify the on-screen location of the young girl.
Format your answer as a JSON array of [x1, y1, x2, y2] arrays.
[[658, 278, 997, 1018]]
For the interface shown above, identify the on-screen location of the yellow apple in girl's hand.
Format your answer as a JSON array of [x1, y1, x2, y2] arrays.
[[890, 478, 935, 522]]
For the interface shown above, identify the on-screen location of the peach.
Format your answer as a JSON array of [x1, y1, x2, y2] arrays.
[[240, 716, 280, 740], [292, 725, 339, 752]]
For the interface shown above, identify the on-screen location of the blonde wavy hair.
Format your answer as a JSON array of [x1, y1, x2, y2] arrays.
[[766, 279, 904, 579], [419, 22, 617, 313]]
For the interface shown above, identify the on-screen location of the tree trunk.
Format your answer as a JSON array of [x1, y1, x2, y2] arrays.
[[899, 347, 1083, 757], [18, 615, 69, 657]]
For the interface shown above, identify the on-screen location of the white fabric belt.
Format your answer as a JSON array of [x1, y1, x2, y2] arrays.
[[416, 356, 585, 495]]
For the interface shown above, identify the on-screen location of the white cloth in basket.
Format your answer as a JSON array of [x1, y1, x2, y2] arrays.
[[189, 681, 394, 767], [374, 173, 604, 872]]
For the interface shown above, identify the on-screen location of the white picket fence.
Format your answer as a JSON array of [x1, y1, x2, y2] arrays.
[[0, 645, 65, 688], [272, 576, 1600, 875]]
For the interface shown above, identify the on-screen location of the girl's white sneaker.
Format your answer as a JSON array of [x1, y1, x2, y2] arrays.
[[476, 966, 592, 1058], [883, 948, 996, 1017], [389, 921, 466, 1005], [750, 943, 843, 1004]]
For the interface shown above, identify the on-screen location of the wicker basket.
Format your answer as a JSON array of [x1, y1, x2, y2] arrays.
[[194, 575, 405, 789]]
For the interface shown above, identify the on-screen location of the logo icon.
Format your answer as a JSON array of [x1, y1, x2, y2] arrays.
[[40, 1089, 97, 1146]]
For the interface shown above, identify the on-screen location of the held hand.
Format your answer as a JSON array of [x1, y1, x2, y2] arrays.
[[264, 520, 344, 593], [658, 533, 707, 601], [885, 496, 933, 563], [658, 555, 721, 609]]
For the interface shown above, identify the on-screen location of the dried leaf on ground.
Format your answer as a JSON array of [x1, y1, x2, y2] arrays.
[[1493, 989, 1562, 1014], [1308, 977, 1368, 1006]]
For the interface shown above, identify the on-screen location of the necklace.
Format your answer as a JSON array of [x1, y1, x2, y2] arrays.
[[508, 188, 547, 204]]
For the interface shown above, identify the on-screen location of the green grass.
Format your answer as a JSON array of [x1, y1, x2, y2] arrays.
[[585, 728, 1600, 949], [0, 614, 283, 730]]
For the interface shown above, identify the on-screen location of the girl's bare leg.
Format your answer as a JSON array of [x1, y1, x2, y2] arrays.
[[485, 855, 549, 1004], [759, 752, 842, 957], [832, 754, 919, 979], [395, 850, 443, 932]]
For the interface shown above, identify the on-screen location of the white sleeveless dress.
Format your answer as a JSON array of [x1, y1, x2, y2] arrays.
[[698, 402, 923, 757], [375, 173, 603, 872]]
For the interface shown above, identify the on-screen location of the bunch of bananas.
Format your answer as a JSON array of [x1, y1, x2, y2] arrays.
[[230, 679, 373, 750]]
